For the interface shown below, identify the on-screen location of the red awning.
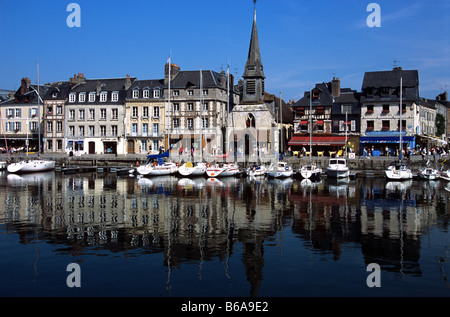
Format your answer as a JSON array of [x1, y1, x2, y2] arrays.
[[300, 121, 308, 125], [288, 136, 347, 146], [316, 120, 324, 124]]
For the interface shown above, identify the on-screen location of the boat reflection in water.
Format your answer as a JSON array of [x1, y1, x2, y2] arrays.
[[0, 172, 448, 297]]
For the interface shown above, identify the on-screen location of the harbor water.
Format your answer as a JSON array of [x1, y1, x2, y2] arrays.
[[0, 170, 449, 298]]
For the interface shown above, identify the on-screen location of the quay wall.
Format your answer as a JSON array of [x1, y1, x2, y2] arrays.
[[1, 153, 448, 177]]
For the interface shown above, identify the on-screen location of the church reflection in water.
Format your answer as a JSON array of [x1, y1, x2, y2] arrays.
[[1, 171, 448, 295]]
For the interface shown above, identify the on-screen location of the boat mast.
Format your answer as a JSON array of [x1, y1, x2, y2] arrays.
[[399, 76, 403, 161], [37, 60, 41, 157], [200, 67, 203, 162], [309, 87, 312, 163], [345, 111, 348, 159], [167, 55, 171, 155]]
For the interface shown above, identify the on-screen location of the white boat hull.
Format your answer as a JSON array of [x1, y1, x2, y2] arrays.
[[384, 162, 413, 180], [267, 162, 293, 178], [326, 158, 349, 178], [418, 168, 439, 180], [299, 165, 321, 179], [137, 163, 178, 176], [178, 163, 207, 177], [206, 164, 239, 178], [247, 166, 267, 177], [7, 160, 55, 173]]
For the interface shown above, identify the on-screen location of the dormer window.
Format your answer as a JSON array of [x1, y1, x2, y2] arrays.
[[112, 91, 119, 102], [153, 89, 160, 98], [52, 91, 58, 98], [143, 89, 149, 98], [312, 89, 320, 100], [79, 93, 86, 102], [89, 92, 95, 102], [100, 92, 107, 102], [133, 89, 139, 98], [69, 93, 76, 103]]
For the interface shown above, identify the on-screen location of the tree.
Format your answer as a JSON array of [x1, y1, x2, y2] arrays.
[[435, 113, 445, 137]]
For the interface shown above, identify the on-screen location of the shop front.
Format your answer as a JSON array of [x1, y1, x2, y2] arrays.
[[359, 132, 415, 156], [288, 135, 347, 156]]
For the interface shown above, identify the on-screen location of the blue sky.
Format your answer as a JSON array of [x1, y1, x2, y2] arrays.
[[1, 0, 449, 102]]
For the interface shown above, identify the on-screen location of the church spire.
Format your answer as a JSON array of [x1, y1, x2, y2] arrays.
[[242, 0, 265, 104]]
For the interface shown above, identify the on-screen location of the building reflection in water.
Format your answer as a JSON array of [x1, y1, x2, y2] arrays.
[[0, 171, 448, 295]]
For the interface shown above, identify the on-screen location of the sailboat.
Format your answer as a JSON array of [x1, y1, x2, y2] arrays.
[[206, 66, 239, 178], [298, 87, 321, 180], [384, 76, 412, 180], [326, 111, 349, 178], [136, 150, 178, 176], [7, 61, 55, 174], [418, 161, 440, 180]]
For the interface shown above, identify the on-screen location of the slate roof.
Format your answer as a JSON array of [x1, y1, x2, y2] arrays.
[[171, 70, 226, 90], [292, 82, 334, 108], [126, 79, 165, 99], [44, 81, 72, 100], [264, 92, 293, 124], [69, 77, 136, 104], [361, 68, 419, 102], [2, 83, 49, 106]]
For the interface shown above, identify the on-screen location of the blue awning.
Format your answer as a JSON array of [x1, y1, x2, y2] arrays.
[[360, 136, 415, 143]]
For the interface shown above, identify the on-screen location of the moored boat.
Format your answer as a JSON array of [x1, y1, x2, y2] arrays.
[[178, 161, 207, 177], [7, 159, 55, 173], [206, 162, 240, 178], [267, 161, 293, 178], [384, 161, 413, 180], [326, 158, 349, 178]]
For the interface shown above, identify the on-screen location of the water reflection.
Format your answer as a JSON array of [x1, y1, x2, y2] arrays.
[[0, 170, 449, 296]]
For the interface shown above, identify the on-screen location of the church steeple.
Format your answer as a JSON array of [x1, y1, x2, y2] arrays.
[[242, 0, 265, 104]]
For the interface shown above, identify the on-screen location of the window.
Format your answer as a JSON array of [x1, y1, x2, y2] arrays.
[[69, 126, 75, 136], [15, 109, 21, 118], [30, 108, 37, 117], [79, 93, 86, 102], [100, 109, 107, 120], [202, 118, 208, 129], [133, 89, 139, 98], [142, 123, 148, 136], [153, 123, 159, 136], [173, 90, 179, 96], [173, 118, 179, 128], [57, 105, 63, 115], [382, 104, 390, 114], [187, 118, 194, 130], [30, 121, 37, 132], [131, 123, 138, 136], [153, 89, 160, 98], [141, 140, 147, 152], [47, 121, 52, 133], [142, 107, 149, 118], [188, 90, 194, 96], [366, 87, 374, 97], [57, 140, 62, 150], [202, 103, 208, 111], [78, 109, 85, 120], [111, 125, 118, 136], [79, 126, 85, 136], [89, 109, 95, 120], [100, 125, 106, 137], [89, 126, 95, 137], [100, 92, 107, 102], [366, 105, 374, 114], [89, 92, 95, 102], [111, 92, 118, 102], [382, 120, 390, 131], [188, 103, 194, 111], [132, 107, 138, 118], [173, 103, 179, 112], [398, 120, 406, 131], [202, 90, 208, 96], [341, 105, 352, 114], [6, 108, 14, 117], [366, 120, 374, 131], [381, 87, 389, 96], [13, 122, 21, 132], [47, 140, 52, 151], [57, 121, 62, 132], [69, 109, 75, 121], [69, 93, 76, 103], [111, 108, 118, 120], [153, 107, 159, 118]]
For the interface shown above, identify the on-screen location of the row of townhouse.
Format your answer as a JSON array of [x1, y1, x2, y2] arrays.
[[0, 63, 239, 156], [1, 66, 448, 157], [288, 67, 450, 156]]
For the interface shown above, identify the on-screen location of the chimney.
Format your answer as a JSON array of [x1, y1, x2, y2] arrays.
[[164, 63, 180, 85], [331, 77, 341, 97], [96, 81, 101, 95], [70, 73, 86, 86], [219, 70, 227, 88], [125, 74, 132, 90], [20, 77, 31, 95], [8, 91, 14, 100]]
